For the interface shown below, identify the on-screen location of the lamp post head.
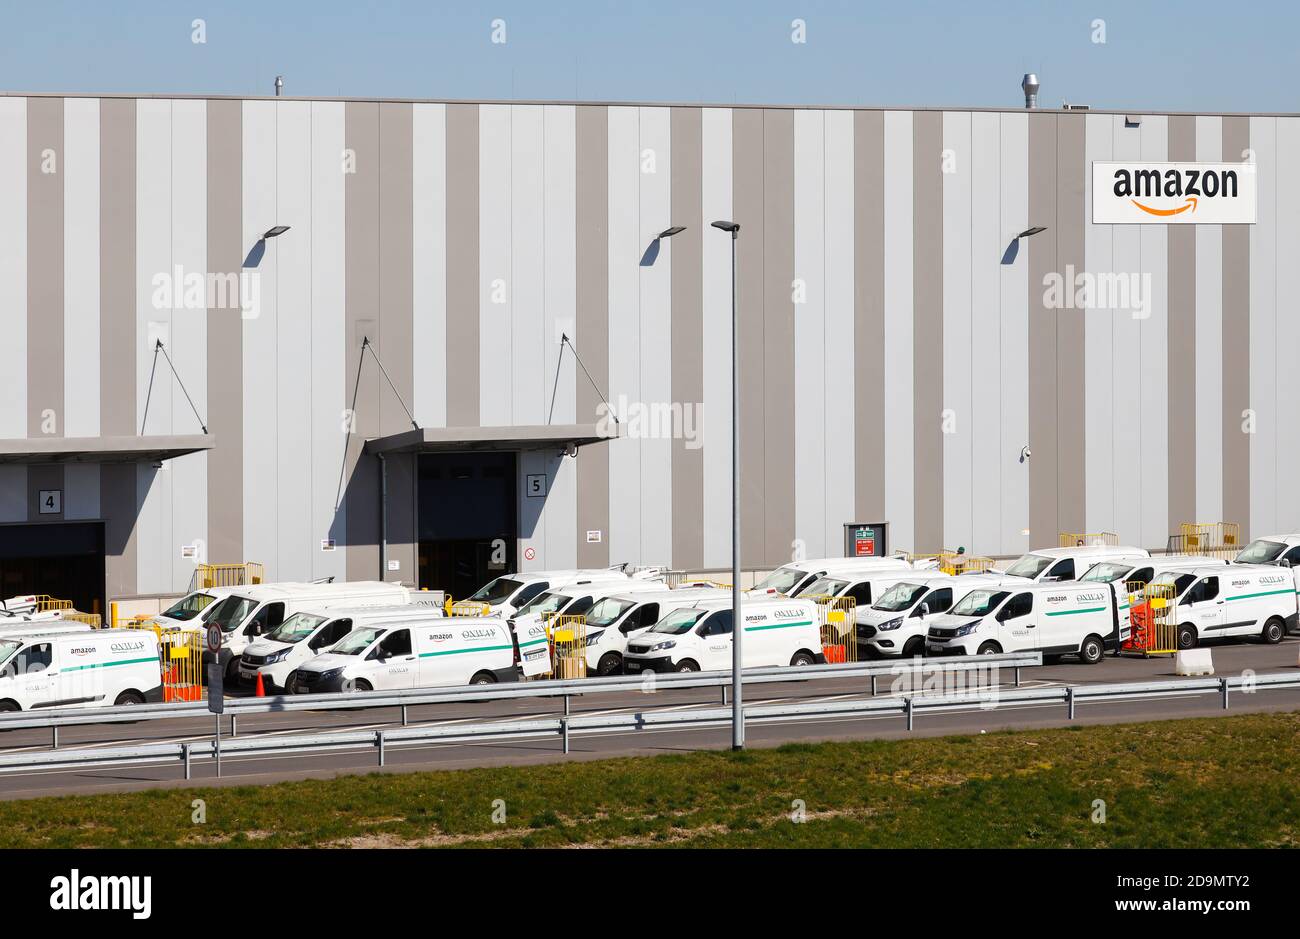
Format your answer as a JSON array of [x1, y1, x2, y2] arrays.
[[711, 220, 740, 235], [658, 226, 686, 239]]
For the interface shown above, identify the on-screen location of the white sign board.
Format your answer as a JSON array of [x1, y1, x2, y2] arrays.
[[586, 530, 602, 544], [38, 490, 62, 515], [1092, 161, 1256, 224], [525, 474, 547, 498]]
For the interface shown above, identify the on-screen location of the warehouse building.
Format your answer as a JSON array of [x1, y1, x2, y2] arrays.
[[0, 90, 1294, 610]]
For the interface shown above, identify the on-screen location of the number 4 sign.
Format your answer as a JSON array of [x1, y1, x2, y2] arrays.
[[38, 490, 62, 515]]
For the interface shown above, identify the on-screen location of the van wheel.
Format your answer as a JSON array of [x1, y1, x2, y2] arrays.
[[353, 679, 372, 693], [283, 672, 298, 694], [224, 658, 240, 683], [789, 651, 815, 667], [901, 637, 926, 659], [596, 653, 622, 676], [976, 641, 1002, 655], [1177, 624, 1198, 650], [675, 660, 699, 673], [114, 690, 145, 706], [1079, 635, 1105, 665], [0, 700, 19, 713], [1262, 617, 1285, 645], [470, 671, 497, 686]]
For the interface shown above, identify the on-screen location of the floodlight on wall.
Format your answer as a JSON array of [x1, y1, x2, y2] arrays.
[[1016, 226, 1047, 239], [658, 226, 686, 238], [263, 225, 291, 239]]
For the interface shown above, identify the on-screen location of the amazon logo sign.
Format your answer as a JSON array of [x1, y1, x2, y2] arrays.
[[1092, 161, 1257, 225]]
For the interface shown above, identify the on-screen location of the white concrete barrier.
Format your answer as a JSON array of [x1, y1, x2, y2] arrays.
[[1175, 649, 1214, 676]]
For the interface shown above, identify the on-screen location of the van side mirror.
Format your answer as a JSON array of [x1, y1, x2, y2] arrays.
[[917, 602, 930, 618], [1281, 559, 1292, 569]]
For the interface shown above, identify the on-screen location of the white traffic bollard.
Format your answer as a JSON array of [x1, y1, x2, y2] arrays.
[[1175, 648, 1214, 676]]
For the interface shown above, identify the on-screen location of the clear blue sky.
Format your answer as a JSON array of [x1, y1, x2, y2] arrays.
[[1, 0, 1293, 112]]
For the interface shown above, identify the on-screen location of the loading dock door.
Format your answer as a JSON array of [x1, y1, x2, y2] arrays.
[[0, 523, 105, 615], [417, 453, 518, 601]]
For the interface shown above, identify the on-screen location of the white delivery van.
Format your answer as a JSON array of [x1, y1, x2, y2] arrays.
[[572, 586, 732, 676], [925, 581, 1119, 663], [0, 621, 95, 638], [1146, 564, 1298, 649], [857, 573, 1020, 659], [1078, 554, 1228, 645], [0, 628, 163, 712], [623, 597, 824, 674], [156, 586, 238, 628], [1234, 535, 1300, 632], [465, 569, 644, 618], [507, 578, 667, 669], [200, 581, 410, 682], [999, 545, 1149, 583], [292, 616, 516, 693], [238, 603, 446, 693], [749, 555, 915, 598]]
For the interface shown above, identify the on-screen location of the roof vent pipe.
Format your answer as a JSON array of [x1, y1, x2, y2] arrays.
[[274, 75, 284, 97], [1021, 73, 1039, 109]]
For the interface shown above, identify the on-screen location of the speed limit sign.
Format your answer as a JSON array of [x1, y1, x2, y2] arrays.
[[206, 624, 223, 653]]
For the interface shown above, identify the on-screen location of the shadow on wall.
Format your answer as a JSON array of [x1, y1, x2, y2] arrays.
[[1000, 238, 1019, 265], [639, 237, 662, 267]]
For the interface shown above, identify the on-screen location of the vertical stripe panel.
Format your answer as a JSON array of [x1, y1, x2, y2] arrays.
[[64, 98, 100, 438], [28, 466, 64, 521], [135, 100, 171, 593], [732, 109, 765, 565], [1248, 117, 1276, 536], [343, 101, 380, 581], [638, 107, 672, 565], [853, 111, 885, 528], [168, 99, 206, 589], [444, 104, 479, 428], [1275, 118, 1300, 532], [412, 103, 447, 428], [999, 113, 1030, 555], [913, 111, 944, 553], [1221, 117, 1250, 539], [1166, 116, 1197, 535], [28, 97, 63, 439], [0, 97, 26, 438], [670, 106, 703, 570], [206, 98, 243, 565], [243, 100, 280, 577], [1111, 115, 1143, 546], [1027, 112, 1058, 548], [310, 101, 346, 583], [478, 104, 512, 427], [794, 109, 826, 559], [762, 109, 795, 566], [1138, 116, 1169, 549], [541, 104, 577, 570], [823, 110, 855, 555], [64, 463, 100, 520], [1083, 114, 1114, 536], [700, 108, 732, 568], [941, 111, 972, 551], [1194, 116, 1223, 525], [882, 111, 914, 552], [1056, 115, 1086, 534], [275, 101, 313, 581], [574, 105, 609, 566], [970, 112, 1002, 554], [605, 106, 640, 564]]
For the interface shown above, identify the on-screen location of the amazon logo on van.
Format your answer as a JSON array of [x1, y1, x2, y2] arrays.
[[744, 614, 767, 623], [68, 647, 95, 656], [1092, 161, 1256, 225], [427, 632, 454, 643]]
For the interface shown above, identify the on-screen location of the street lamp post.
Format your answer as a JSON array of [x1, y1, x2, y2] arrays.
[[711, 219, 742, 749]]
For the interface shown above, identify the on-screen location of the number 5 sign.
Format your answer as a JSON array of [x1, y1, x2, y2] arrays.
[[525, 474, 547, 498]]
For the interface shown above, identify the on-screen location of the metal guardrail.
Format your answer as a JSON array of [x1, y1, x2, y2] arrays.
[[0, 666, 1297, 779], [0, 652, 1045, 732]]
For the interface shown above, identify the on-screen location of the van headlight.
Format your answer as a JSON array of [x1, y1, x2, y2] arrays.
[[580, 630, 605, 647], [878, 617, 904, 631], [265, 648, 292, 664], [648, 639, 676, 652], [318, 667, 344, 681], [954, 623, 980, 637]]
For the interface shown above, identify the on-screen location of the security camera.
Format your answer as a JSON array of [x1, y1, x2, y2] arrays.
[[564, 443, 579, 459], [1019, 446, 1031, 464]]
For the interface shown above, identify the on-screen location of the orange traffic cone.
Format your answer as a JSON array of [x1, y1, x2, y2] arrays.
[[255, 672, 266, 697]]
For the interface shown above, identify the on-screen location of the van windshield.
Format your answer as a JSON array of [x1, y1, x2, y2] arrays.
[[516, 592, 572, 618], [1080, 562, 1133, 584], [752, 567, 810, 596], [586, 597, 637, 628], [266, 612, 327, 645], [205, 595, 259, 632], [160, 591, 217, 621], [0, 639, 20, 668], [1151, 572, 1197, 598], [1005, 554, 1052, 579], [803, 577, 849, 597], [951, 589, 1010, 617], [1235, 539, 1286, 564], [650, 609, 705, 635], [873, 582, 927, 612], [469, 577, 524, 605], [330, 627, 384, 655]]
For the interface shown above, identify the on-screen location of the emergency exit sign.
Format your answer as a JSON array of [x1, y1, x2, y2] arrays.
[[853, 526, 876, 557]]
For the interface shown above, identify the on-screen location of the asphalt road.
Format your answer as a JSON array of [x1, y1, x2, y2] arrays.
[[0, 637, 1296, 800]]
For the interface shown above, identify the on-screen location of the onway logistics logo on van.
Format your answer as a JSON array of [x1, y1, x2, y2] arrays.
[[110, 641, 146, 653], [1092, 161, 1256, 225], [461, 629, 497, 641]]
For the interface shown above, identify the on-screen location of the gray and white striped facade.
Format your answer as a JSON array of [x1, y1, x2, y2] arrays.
[[1, 92, 1297, 598]]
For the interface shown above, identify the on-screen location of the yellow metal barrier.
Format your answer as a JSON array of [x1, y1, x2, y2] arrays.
[[937, 552, 994, 575], [1059, 531, 1119, 547], [60, 612, 103, 628], [30, 595, 74, 612], [548, 614, 588, 679], [449, 600, 491, 617], [1169, 522, 1241, 560], [120, 622, 205, 701], [190, 561, 265, 592], [811, 595, 857, 663]]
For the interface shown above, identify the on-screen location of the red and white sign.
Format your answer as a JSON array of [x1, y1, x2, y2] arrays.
[[523, 547, 536, 562]]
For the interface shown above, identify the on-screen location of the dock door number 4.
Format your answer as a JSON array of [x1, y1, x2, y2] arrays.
[[38, 490, 62, 515]]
